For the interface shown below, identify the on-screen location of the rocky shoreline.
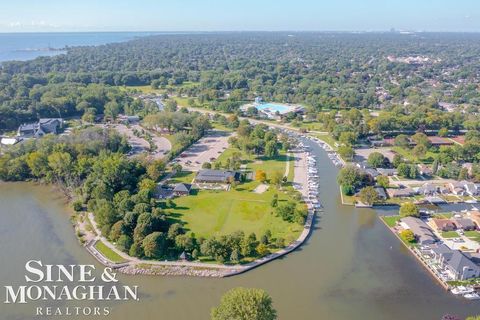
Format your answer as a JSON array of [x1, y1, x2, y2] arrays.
[[117, 264, 236, 278]]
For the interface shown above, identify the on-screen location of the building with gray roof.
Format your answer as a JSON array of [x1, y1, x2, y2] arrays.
[[400, 217, 437, 245], [194, 169, 240, 184], [431, 244, 480, 280]]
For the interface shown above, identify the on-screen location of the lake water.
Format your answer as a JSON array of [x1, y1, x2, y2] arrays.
[[1, 141, 479, 319], [0, 32, 156, 62]]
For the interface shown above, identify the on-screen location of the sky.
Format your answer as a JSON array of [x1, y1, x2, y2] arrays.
[[0, 0, 479, 33]]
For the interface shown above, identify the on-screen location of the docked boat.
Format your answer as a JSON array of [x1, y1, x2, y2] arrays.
[[463, 293, 480, 300], [451, 286, 474, 295]]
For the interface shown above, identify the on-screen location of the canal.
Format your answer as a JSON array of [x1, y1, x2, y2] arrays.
[[0, 139, 478, 319]]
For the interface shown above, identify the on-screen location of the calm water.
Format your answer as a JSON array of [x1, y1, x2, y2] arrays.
[[1, 141, 479, 319], [0, 32, 155, 62]]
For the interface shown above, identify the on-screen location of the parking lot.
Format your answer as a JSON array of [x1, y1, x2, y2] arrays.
[[174, 130, 231, 171], [354, 147, 397, 163]]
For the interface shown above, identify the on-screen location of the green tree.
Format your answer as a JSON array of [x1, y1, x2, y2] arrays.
[[359, 186, 379, 205], [376, 175, 389, 188], [211, 288, 277, 320], [400, 230, 416, 243], [367, 152, 385, 168], [399, 202, 419, 218], [338, 146, 355, 160], [264, 141, 278, 158], [142, 232, 167, 259], [337, 165, 363, 188]]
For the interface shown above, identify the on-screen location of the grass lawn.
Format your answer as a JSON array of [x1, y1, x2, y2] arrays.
[[169, 171, 196, 184], [216, 147, 291, 181], [167, 184, 303, 240], [441, 231, 459, 238], [382, 215, 402, 227], [167, 147, 301, 241], [465, 231, 480, 243], [391, 146, 437, 164], [95, 241, 126, 263]]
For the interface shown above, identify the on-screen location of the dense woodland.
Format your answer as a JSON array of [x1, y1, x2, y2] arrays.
[[2, 32, 480, 132]]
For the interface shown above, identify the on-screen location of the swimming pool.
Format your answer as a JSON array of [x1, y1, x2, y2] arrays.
[[255, 103, 292, 113]]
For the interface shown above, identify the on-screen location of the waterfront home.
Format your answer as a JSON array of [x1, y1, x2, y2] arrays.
[[386, 188, 415, 198], [454, 218, 476, 231], [430, 244, 480, 280], [375, 187, 388, 200], [194, 169, 240, 184], [416, 183, 438, 196], [172, 183, 192, 197], [400, 217, 437, 245], [364, 168, 380, 178], [431, 218, 457, 232], [17, 118, 63, 138]]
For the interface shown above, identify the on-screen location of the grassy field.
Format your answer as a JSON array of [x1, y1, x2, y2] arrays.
[[215, 147, 290, 180], [382, 215, 402, 227], [166, 148, 302, 241], [391, 146, 437, 164], [168, 183, 303, 240], [95, 241, 126, 263]]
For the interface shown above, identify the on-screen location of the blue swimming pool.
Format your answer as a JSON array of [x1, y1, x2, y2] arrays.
[[255, 103, 292, 113]]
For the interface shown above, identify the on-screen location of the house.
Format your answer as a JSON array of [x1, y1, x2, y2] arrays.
[[464, 182, 479, 196], [364, 168, 380, 178], [172, 183, 192, 197], [454, 218, 476, 231], [118, 115, 140, 124], [430, 244, 480, 280], [427, 136, 454, 146], [194, 169, 240, 184], [386, 188, 415, 198], [417, 164, 433, 177], [448, 181, 465, 196], [375, 187, 387, 200], [431, 218, 457, 232], [467, 212, 480, 229], [17, 118, 63, 138], [376, 168, 398, 176], [416, 183, 438, 196], [400, 217, 437, 245]]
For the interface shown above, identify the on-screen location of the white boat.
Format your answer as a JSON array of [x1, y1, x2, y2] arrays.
[[464, 293, 480, 300], [451, 286, 474, 295]]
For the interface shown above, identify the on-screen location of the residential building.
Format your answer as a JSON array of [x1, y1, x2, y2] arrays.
[[400, 217, 437, 245], [454, 218, 476, 231], [17, 118, 63, 138], [194, 169, 240, 184], [431, 218, 457, 232], [172, 183, 192, 197], [431, 244, 480, 280], [386, 188, 415, 198], [374, 187, 387, 200], [416, 183, 438, 196]]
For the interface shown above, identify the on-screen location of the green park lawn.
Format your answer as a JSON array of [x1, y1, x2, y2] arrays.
[[441, 231, 460, 239], [95, 241, 126, 263], [166, 148, 302, 241], [215, 147, 291, 180], [167, 183, 303, 241], [382, 215, 402, 227]]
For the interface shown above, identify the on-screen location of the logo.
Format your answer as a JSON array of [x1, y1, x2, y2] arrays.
[[4, 260, 139, 316]]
